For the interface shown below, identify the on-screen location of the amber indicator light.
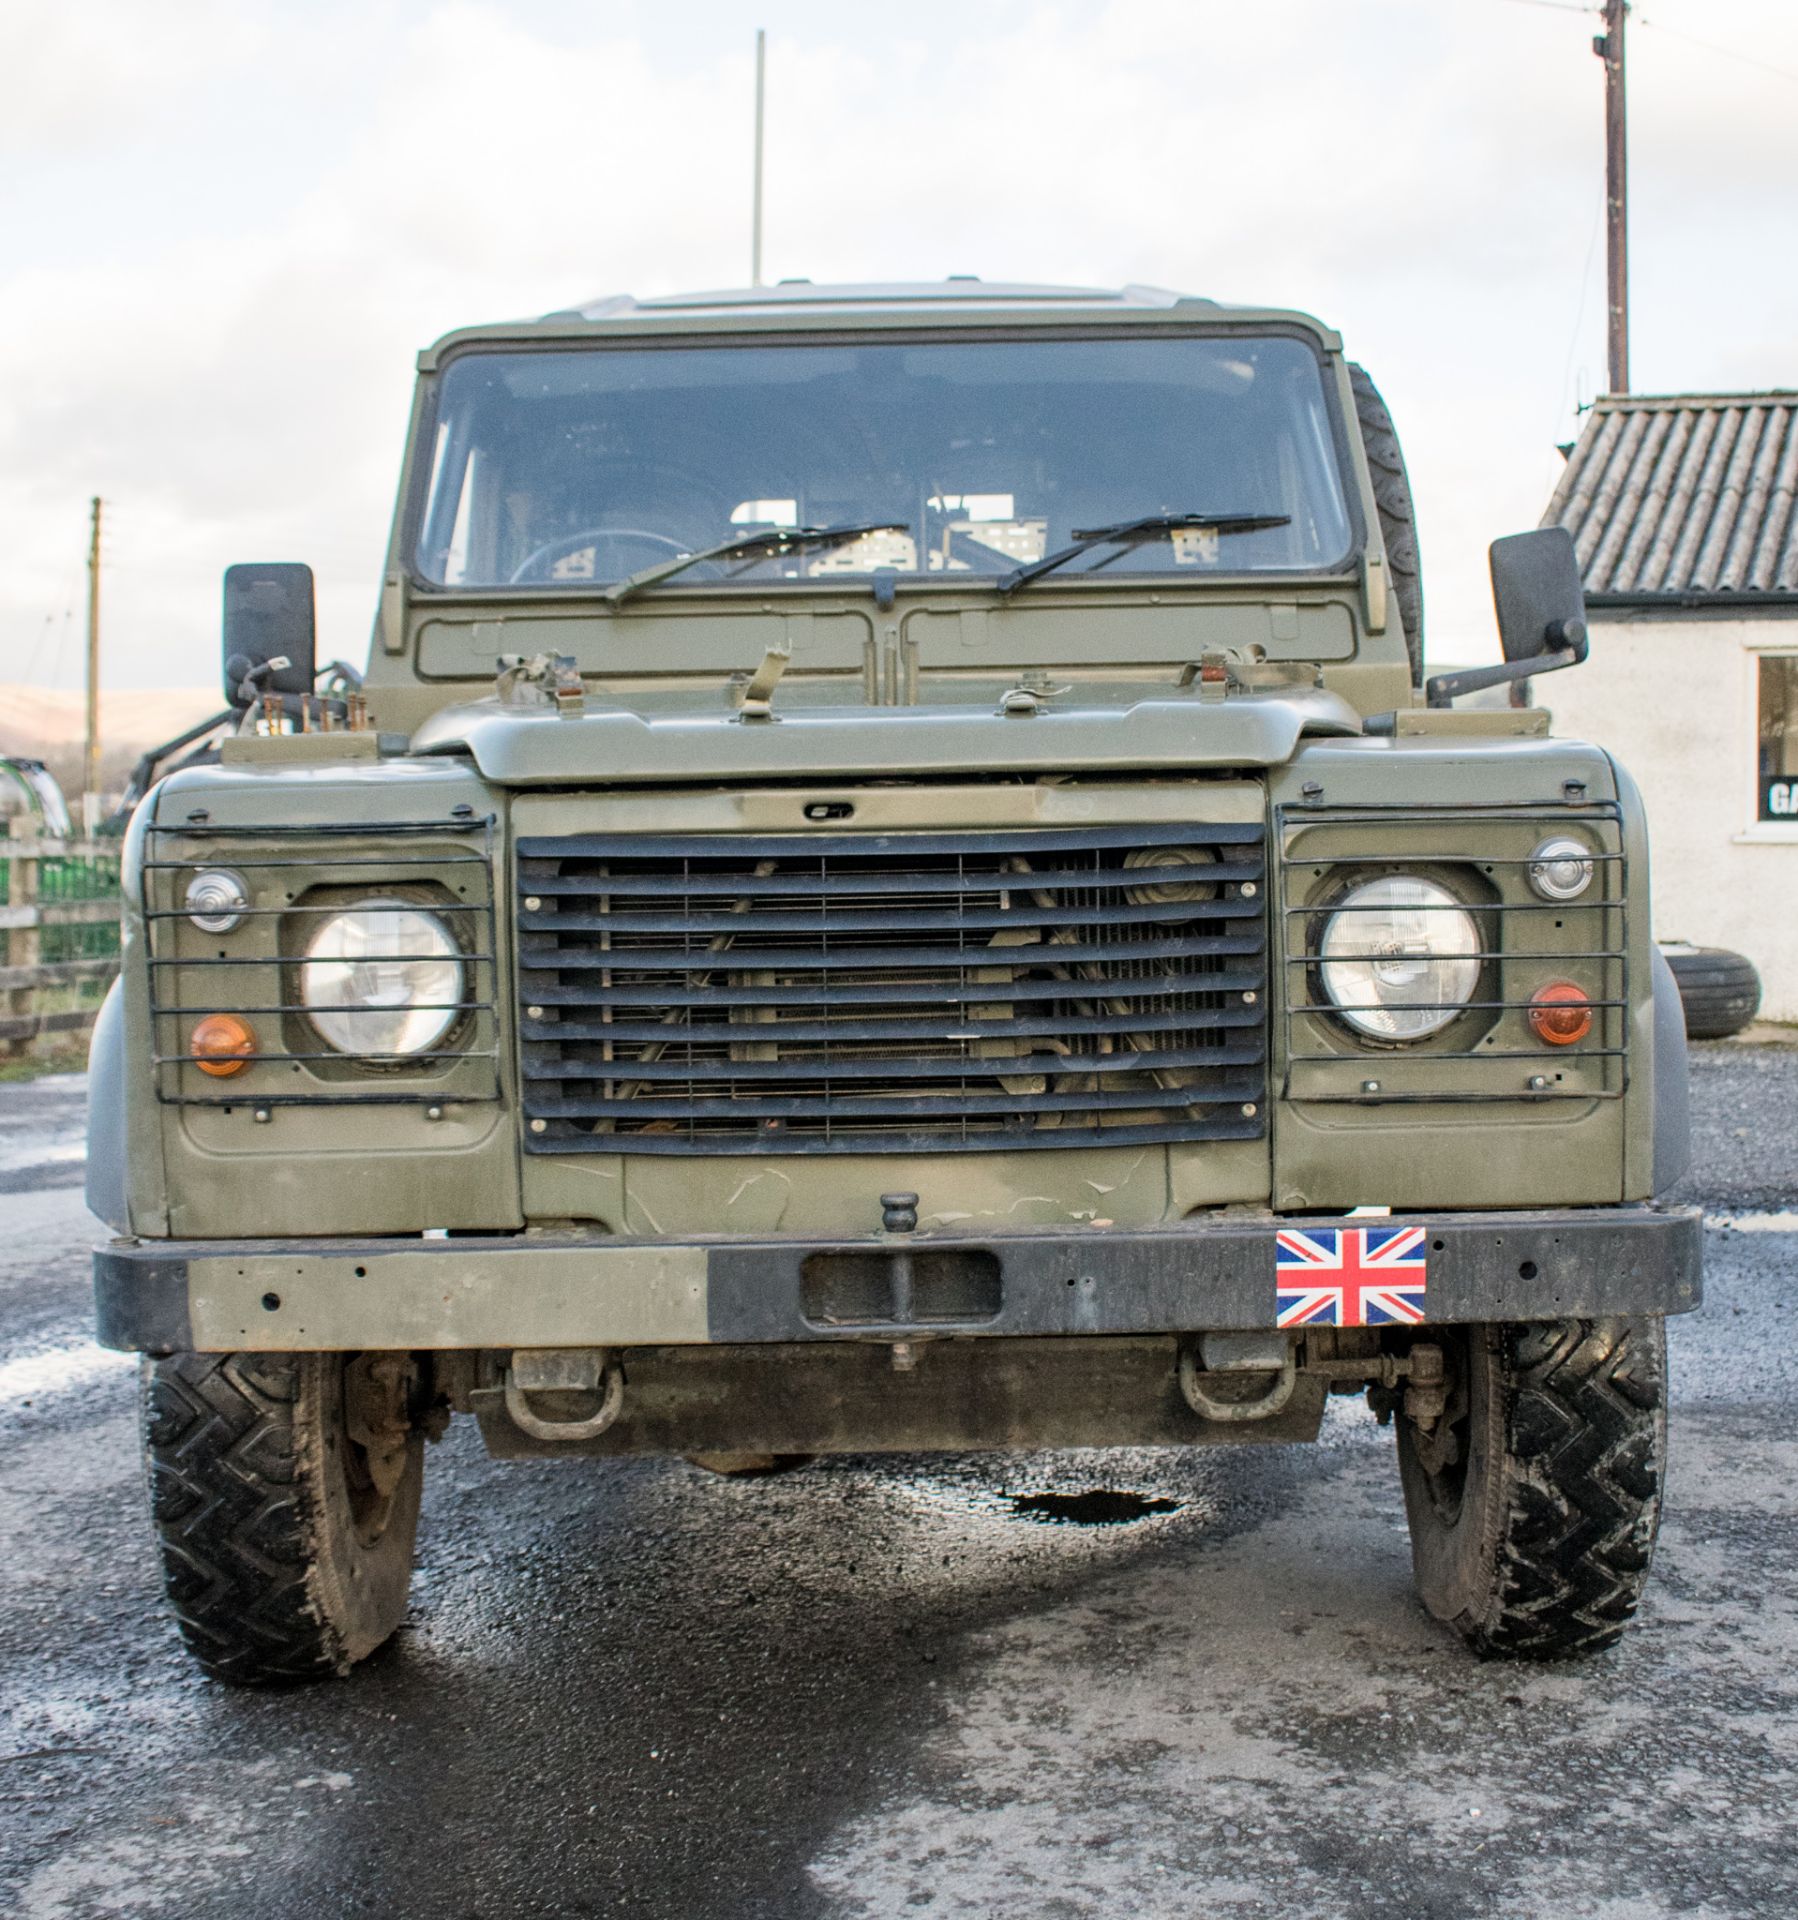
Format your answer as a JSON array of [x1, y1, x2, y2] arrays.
[[190, 1013, 257, 1076], [1527, 982, 1593, 1047]]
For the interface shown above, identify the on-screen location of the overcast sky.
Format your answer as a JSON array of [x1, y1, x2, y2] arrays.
[[4, 0, 1795, 694]]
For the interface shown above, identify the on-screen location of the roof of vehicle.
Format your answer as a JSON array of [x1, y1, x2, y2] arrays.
[[418, 279, 1341, 367], [554, 280, 1213, 319], [1546, 390, 1798, 606]]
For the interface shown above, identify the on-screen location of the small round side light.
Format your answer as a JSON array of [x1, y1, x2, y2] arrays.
[[1527, 837, 1595, 902], [186, 868, 249, 933], [1528, 982, 1593, 1047], [191, 1013, 257, 1076]]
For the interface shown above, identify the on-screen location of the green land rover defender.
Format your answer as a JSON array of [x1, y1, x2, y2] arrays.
[[89, 281, 1699, 1683]]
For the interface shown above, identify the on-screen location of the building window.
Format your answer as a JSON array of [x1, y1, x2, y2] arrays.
[[1759, 656, 1798, 820]]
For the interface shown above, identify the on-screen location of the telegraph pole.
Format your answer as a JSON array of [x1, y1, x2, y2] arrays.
[[83, 496, 102, 830], [1594, 0, 1629, 393], [751, 28, 766, 287]]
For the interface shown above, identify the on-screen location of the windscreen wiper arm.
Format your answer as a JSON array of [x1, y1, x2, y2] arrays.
[[997, 511, 1292, 597], [603, 521, 909, 607]]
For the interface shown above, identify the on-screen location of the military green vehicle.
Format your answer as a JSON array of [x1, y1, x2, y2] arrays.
[[89, 281, 1699, 1684]]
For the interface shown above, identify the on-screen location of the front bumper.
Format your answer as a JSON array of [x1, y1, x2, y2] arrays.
[[95, 1205, 1702, 1354]]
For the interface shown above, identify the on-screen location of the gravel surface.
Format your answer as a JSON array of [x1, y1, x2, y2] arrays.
[[0, 1048, 1793, 1918]]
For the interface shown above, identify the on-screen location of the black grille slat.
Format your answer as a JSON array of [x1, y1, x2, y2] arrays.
[[517, 822, 1268, 1155], [517, 823, 1264, 861], [523, 1080, 1265, 1121], [522, 898, 1254, 937], [516, 858, 1260, 899], [525, 1006, 1263, 1046], [522, 1043, 1256, 1085], [515, 969, 1264, 1010], [519, 932, 1263, 974]]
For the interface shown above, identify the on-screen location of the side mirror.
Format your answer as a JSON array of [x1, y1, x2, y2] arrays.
[[1424, 527, 1589, 707], [1491, 527, 1590, 665], [222, 562, 316, 708]]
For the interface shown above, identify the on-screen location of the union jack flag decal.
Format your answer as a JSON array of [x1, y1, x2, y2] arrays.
[[1274, 1226, 1429, 1328]]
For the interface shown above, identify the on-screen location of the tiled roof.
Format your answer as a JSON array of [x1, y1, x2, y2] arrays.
[[1544, 392, 1798, 604]]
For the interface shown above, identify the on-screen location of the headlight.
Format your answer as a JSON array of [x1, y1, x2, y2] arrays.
[[300, 902, 464, 1059], [1527, 836, 1595, 901], [1317, 876, 1480, 1042]]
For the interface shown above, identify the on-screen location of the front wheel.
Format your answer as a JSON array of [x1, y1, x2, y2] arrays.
[[142, 1351, 425, 1684], [1396, 1317, 1666, 1659]]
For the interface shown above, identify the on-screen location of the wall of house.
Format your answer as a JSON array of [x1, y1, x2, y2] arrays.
[[1543, 610, 1797, 1023]]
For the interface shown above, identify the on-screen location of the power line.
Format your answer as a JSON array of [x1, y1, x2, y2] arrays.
[[18, 615, 52, 687], [1637, 15, 1798, 90], [1495, 0, 1798, 88], [1555, 185, 1606, 436]]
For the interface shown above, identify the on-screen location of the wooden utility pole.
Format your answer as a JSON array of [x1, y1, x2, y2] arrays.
[[1595, 0, 1629, 394], [83, 496, 102, 826], [751, 28, 766, 286]]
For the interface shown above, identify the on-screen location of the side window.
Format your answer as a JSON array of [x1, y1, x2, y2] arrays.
[[1757, 654, 1798, 821]]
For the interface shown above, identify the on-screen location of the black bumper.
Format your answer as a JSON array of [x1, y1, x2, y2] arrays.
[[95, 1205, 1703, 1354]]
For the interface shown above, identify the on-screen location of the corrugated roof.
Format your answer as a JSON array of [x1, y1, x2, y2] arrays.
[[1544, 392, 1798, 604]]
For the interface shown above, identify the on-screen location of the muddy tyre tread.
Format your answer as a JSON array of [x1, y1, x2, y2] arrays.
[[144, 1353, 376, 1685], [1451, 1319, 1664, 1660], [1347, 363, 1424, 687]]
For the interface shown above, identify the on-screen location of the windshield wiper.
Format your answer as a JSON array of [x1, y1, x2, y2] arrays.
[[602, 521, 909, 607], [996, 511, 1292, 597]]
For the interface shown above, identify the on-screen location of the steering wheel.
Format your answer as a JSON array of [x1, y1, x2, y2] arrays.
[[508, 527, 703, 587]]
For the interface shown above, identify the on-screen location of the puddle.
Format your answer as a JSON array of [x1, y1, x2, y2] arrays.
[[1006, 1489, 1180, 1526]]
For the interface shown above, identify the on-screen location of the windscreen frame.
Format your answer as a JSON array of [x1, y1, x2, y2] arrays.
[[402, 321, 1368, 600]]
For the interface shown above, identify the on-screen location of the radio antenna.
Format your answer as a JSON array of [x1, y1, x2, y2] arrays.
[[751, 28, 766, 287]]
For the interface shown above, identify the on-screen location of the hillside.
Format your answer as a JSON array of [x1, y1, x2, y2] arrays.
[[0, 684, 223, 798]]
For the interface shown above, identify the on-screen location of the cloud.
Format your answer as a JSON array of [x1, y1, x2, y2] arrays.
[[2, 0, 1794, 693], [0, 0, 267, 153]]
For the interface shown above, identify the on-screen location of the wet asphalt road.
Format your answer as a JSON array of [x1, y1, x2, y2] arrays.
[[2, 1053, 1796, 1919]]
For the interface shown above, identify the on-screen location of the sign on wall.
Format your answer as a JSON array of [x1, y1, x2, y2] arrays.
[[1759, 655, 1798, 823]]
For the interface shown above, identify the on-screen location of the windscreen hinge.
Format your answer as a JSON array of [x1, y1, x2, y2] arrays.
[[377, 572, 409, 655], [1362, 549, 1389, 633]]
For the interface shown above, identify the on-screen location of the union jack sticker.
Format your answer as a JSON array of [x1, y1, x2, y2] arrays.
[[1274, 1226, 1429, 1328]]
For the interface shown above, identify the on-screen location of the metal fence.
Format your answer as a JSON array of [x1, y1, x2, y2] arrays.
[[1, 823, 122, 1058]]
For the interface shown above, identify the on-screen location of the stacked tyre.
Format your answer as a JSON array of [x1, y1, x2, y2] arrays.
[[1659, 944, 1762, 1041]]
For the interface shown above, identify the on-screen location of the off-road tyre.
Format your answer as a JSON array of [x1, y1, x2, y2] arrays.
[[1661, 944, 1762, 1040], [1347, 363, 1424, 687], [1396, 1317, 1665, 1659], [143, 1352, 424, 1685]]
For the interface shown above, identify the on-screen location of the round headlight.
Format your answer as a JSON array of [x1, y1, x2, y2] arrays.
[[186, 868, 249, 934], [1318, 876, 1481, 1042], [1528, 836, 1595, 902], [300, 903, 463, 1059]]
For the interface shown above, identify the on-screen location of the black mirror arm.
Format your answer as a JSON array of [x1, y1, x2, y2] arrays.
[[107, 708, 236, 830], [225, 652, 295, 711], [1425, 642, 1581, 709]]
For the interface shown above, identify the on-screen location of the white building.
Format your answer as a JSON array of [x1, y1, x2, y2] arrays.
[[1541, 391, 1798, 1022]]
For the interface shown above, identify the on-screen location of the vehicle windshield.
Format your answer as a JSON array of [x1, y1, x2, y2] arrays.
[[414, 334, 1354, 590]]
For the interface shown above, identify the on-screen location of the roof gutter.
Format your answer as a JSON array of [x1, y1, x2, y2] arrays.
[[1585, 591, 1798, 614]]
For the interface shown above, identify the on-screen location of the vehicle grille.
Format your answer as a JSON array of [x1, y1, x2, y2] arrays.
[[516, 823, 1268, 1155]]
